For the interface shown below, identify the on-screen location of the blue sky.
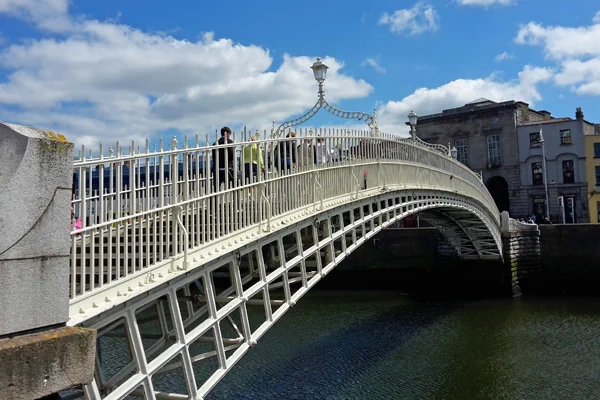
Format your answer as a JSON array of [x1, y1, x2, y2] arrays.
[[0, 0, 599, 148]]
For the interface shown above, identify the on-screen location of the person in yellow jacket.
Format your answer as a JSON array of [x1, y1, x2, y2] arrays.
[[242, 136, 264, 182]]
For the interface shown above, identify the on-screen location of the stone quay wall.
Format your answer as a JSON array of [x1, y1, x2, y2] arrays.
[[539, 224, 600, 293], [500, 212, 541, 296]]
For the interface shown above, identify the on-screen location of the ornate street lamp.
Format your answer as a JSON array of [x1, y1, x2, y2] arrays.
[[311, 57, 328, 96], [272, 57, 378, 137], [408, 110, 418, 140]]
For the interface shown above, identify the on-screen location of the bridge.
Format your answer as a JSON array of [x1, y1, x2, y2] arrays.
[[0, 59, 504, 400]]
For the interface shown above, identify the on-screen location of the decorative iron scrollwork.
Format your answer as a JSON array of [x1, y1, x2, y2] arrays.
[[273, 95, 378, 138]]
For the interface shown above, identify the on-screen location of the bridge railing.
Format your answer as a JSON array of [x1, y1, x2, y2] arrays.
[[69, 128, 499, 306]]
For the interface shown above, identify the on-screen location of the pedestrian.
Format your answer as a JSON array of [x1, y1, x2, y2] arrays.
[[242, 136, 264, 182], [278, 132, 297, 173], [314, 137, 330, 165], [297, 138, 313, 169], [212, 126, 235, 191]]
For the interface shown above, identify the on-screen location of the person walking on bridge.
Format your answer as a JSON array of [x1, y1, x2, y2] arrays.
[[278, 132, 297, 173], [242, 136, 264, 182], [212, 126, 235, 192]]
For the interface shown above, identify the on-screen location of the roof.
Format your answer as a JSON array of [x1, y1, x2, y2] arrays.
[[412, 99, 528, 124], [467, 97, 495, 105], [518, 117, 572, 126]]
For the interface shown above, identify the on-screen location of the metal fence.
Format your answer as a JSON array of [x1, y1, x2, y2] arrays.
[[69, 127, 499, 306]]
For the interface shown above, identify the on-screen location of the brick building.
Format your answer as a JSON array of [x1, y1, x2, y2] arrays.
[[412, 98, 552, 217]]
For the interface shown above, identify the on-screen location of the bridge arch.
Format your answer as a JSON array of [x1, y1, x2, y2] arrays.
[[78, 188, 501, 399], [64, 121, 504, 399]]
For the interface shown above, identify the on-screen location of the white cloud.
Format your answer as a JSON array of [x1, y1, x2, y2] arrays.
[[515, 17, 600, 95], [377, 65, 552, 129], [593, 11, 600, 24], [457, 0, 516, 6], [494, 51, 515, 62], [0, 2, 373, 148], [379, 2, 439, 36], [0, 0, 72, 31], [362, 58, 386, 73]]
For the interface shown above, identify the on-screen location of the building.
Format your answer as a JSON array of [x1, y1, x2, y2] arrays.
[[516, 107, 592, 223], [584, 123, 600, 223], [412, 99, 552, 217]]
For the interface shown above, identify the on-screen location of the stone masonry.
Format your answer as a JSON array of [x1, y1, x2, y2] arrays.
[[500, 212, 541, 296], [413, 99, 552, 217], [0, 123, 96, 399]]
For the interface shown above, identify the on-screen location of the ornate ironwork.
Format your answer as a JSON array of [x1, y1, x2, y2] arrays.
[[401, 136, 449, 155], [272, 66, 379, 138]]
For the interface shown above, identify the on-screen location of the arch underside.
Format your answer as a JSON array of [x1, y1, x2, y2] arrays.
[[78, 189, 502, 400], [419, 208, 502, 260]]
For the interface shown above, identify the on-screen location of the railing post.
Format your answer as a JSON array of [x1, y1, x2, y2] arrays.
[[312, 171, 323, 211], [0, 123, 95, 400], [170, 137, 179, 258], [258, 182, 271, 233]]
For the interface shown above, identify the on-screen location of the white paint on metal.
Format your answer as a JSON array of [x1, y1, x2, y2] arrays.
[[68, 128, 503, 399]]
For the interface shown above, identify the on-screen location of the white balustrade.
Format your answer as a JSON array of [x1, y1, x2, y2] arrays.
[[69, 127, 500, 314]]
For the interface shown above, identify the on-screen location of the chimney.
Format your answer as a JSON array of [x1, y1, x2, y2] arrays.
[[576, 107, 584, 120]]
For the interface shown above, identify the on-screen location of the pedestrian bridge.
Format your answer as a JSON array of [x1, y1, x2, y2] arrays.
[[64, 128, 502, 399]]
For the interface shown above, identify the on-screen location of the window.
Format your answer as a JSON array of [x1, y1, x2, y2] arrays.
[[529, 132, 541, 147], [532, 162, 543, 185], [594, 143, 600, 158], [596, 166, 600, 186], [597, 201, 600, 223], [455, 139, 468, 165], [487, 135, 501, 166], [562, 160, 574, 183], [560, 129, 572, 145]]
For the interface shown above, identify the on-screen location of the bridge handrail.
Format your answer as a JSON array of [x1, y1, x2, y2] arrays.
[[68, 128, 500, 304]]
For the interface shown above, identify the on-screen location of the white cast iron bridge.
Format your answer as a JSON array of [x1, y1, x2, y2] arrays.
[[68, 126, 502, 399], [61, 55, 502, 400]]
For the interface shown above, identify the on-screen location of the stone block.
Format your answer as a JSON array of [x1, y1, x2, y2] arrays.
[[0, 123, 74, 336], [0, 327, 96, 400], [0, 257, 69, 336]]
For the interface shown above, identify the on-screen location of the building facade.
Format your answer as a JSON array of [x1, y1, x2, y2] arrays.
[[584, 124, 600, 224], [413, 98, 551, 218], [516, 108, 592, 223]]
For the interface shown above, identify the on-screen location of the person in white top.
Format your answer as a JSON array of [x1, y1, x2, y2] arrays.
[[314, 138, 330, 165]]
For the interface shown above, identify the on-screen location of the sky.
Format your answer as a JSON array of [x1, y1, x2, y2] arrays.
[[0, 0, 599, 150]]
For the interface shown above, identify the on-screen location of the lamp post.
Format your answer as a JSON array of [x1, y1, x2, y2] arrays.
[[408, 110, 418, 140], [538, 126, 550, 221]]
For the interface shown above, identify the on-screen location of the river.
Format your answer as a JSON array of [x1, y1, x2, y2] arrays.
[[203, 291, 600, 400]]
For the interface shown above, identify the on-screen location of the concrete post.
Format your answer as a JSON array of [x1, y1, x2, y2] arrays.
[[0, 123, 96, 400], [0, 123, 73, 335]]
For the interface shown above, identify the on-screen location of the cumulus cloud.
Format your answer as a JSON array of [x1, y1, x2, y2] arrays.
[[377, 65, 553, 129], [457, 0, 516, 6], [0, 1, 373, 148], [0, 0, 72, 31], [379, 2, 439, 36], [515, 16, 600, 95], [361, 58, 386, 73], [494, 51, 515, 62]]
